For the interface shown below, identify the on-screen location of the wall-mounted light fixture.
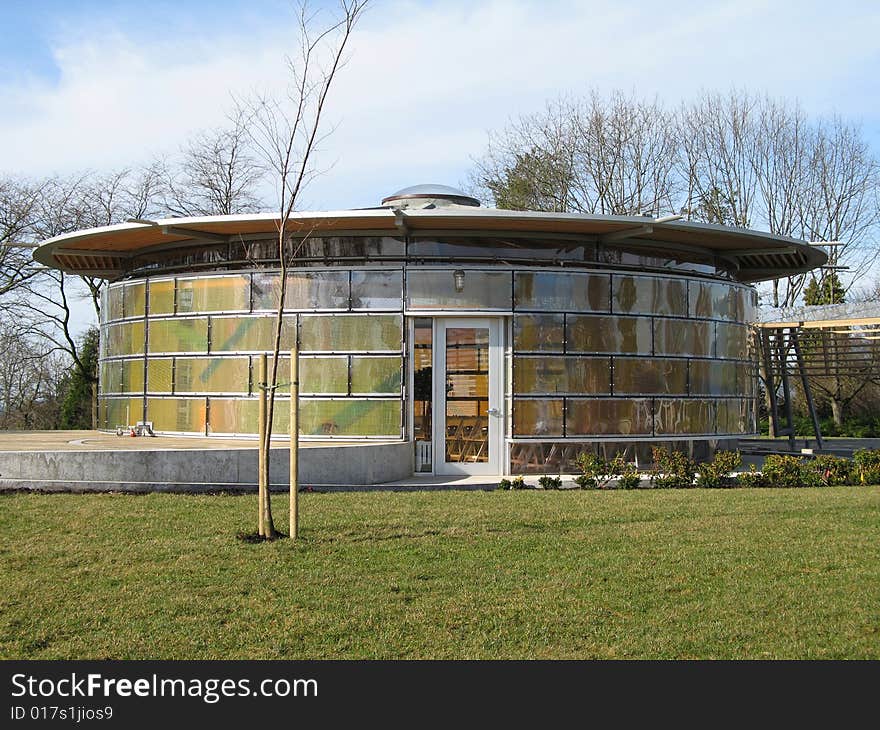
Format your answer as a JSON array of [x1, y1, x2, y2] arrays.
[[453, 269, 466, 293]]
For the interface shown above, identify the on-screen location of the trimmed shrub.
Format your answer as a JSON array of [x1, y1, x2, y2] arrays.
[[538, 475, 563, 490], [738, 464, 766, 488], [616, 462, 641, 490], [574, 452, 620, 490], [761, 454, 804, 488], [853, 449, 880, 485], [650, 447, 696, 489], [808, 454, 854, 486], [696, 450, 742, 488], [499, 476, 527, 490], [574, 474, 597, 490]]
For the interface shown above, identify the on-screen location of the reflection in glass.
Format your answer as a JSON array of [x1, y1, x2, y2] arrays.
[[689, 360, 737, 396], [514, 272, 610, 312], [208, 398, 288, 434], [512, 399, 564, 436], [122, 359, 144, 394], [513, 314, 564, 352], [654, 399, 715, 435], [413, 318, 432, 470], [106, 285, 124, 321], [716, 322, 749, 360], [210, 316, 296, 352], [351, 270, 403, 309], [148, 318, 208, 353], [299, 399, 400, 437], [174, 357, 250, 393], [612, 275, 687, 316], [514, 356, 610, 394], [406, 270, 511, 310], [299, 356, 348, 394], [566, 315, 651, 354], [106, 321, 145, 356], [445, 327, 489, 463], [613, 358, 687, 395], [653, 319, 713, 357], [300, 314, 402, 352], [146, 397, 206, 433], [566, 399, 652, 435], [351, 356, 401, 394], [689, 281, 738, 321]]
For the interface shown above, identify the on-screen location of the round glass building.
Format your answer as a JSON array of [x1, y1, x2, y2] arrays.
[[35, 184, 825, 476]]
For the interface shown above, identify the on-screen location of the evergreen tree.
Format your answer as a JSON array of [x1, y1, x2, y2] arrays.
[[60, 327, 99, 429], [803, 273, 845, 305]]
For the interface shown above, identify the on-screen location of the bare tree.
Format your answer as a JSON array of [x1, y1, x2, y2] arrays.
[[241, 0, 370, 539], [0, 323, 67, 430], [0, 176, 41, 302], [163, 111, 267, 217]]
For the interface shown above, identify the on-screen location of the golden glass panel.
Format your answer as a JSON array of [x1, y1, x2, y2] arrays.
[[100, 361, 123, 394], [512, 399, 563, 437], [513, 314, 564, 352], [612, 276, 687, 316], [146, 397, 207, 433], [566, 399, 653, 436], [147, 359, 173, 393], [208, 398, 287, 435], [210, 315, 296, 352], [174, 357, 250, 393], [124, 281, 146, 318], [566, 314, 652, 354], [300, 356, 348, 394], [514, 356, 610, 395], [716, 322, 749, 360], [102, 398, 144, 429], [122, 359, 145, 394], [514, 272, 610, 312], [105, 320, 145, 356], [653, 319, 713, 357], [689, 281, 738, 321], [654, 399, 715, 435], [351, 270, 403, 309], [299, 399, 400, 437], [300, 314, 402, 352], [148, 279, 175, 315], [106, 284, 124, 321], [148, 318, 208, 353], [177, 275, 250, 313], [351, 356, 401, 394], [613, 358, 687, 395]]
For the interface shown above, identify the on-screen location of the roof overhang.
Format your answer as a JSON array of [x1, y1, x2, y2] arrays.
[[33, 207, 827, 282]]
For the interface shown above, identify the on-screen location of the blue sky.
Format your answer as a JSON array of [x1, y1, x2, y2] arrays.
[[2, 0, 879, 212]]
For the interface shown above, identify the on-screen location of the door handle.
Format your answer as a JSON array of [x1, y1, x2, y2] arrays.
[[487, 408, 502, 417]]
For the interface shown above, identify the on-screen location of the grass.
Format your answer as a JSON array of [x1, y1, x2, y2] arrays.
[[1, 488, 879, 659]]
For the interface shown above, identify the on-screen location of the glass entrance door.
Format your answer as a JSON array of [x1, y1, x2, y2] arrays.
[[434, 318, 503, 475]]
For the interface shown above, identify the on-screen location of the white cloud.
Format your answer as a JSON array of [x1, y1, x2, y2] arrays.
[[1, 0, 878, 210]]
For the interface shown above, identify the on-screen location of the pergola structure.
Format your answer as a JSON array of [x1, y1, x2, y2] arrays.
[[757, 301, 880, 449]]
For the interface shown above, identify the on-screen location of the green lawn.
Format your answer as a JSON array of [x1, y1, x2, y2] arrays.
[[1, 488, 878, 659]]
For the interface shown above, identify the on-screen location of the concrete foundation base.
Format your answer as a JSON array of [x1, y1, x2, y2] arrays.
[[0, 434, 413, 492]]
